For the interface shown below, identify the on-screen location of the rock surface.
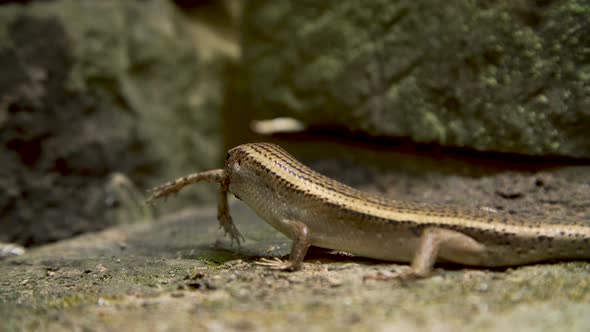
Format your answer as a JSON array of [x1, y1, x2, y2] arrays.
[[1, 144, 589, 331], [2, 1, 589, 329], [241, 0, 590, 157], [0, 0, 232, 246]]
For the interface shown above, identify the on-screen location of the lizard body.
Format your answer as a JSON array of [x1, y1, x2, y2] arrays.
[[148, 143, 590, 277]]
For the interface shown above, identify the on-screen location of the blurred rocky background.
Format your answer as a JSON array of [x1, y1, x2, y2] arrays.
[[239, 0, 589, 157], [0, 0, 239, 246], [1, 1, 590, 331], [0, 0, 588, 253]]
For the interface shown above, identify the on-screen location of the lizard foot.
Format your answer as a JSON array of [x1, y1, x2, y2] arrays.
[[218, 213, 244, 246], [146, 181, 184, 204], [217, 210, 246, 246], [255, 257, 297, 271]]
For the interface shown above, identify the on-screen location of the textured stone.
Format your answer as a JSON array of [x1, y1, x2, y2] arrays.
[[0, 0, 229, 245], [242, 0, 590, 157], [1, 164, 590, 331]]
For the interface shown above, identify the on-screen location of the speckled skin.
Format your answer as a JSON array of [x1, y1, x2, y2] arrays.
[[148, 143, 590, 272], [225, 143, 590, 267]]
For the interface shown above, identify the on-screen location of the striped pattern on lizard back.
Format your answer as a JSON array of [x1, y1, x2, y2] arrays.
[[231, 143, 590, 244]]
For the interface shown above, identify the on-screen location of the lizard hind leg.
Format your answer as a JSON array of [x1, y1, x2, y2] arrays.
[[218, 176, 244, 245], [256, 219, 310, 271], [146, 169, 244, 245], [146, 169, 228, 203]]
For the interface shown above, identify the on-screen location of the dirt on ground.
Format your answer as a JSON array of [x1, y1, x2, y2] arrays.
[[1, 141, 590, 331]]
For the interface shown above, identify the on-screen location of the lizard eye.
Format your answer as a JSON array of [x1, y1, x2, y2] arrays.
[[226, 152, 230, 160]]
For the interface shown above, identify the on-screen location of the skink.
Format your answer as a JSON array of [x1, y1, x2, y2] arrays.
[[147, 142, 590, 278]]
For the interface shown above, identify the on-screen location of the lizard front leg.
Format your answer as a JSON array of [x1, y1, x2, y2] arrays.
[[407, 228, 486, 278], [257, 219, 310, 271], [147, 169, 243, 245], [366, 228, 486, 281]]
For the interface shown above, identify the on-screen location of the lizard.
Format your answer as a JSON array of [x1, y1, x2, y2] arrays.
[[147, 142, 590, 279]]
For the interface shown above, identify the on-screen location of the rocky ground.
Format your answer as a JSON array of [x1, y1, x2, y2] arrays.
[[2, 142, 589, 331], [1, 1, 588, 330]]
